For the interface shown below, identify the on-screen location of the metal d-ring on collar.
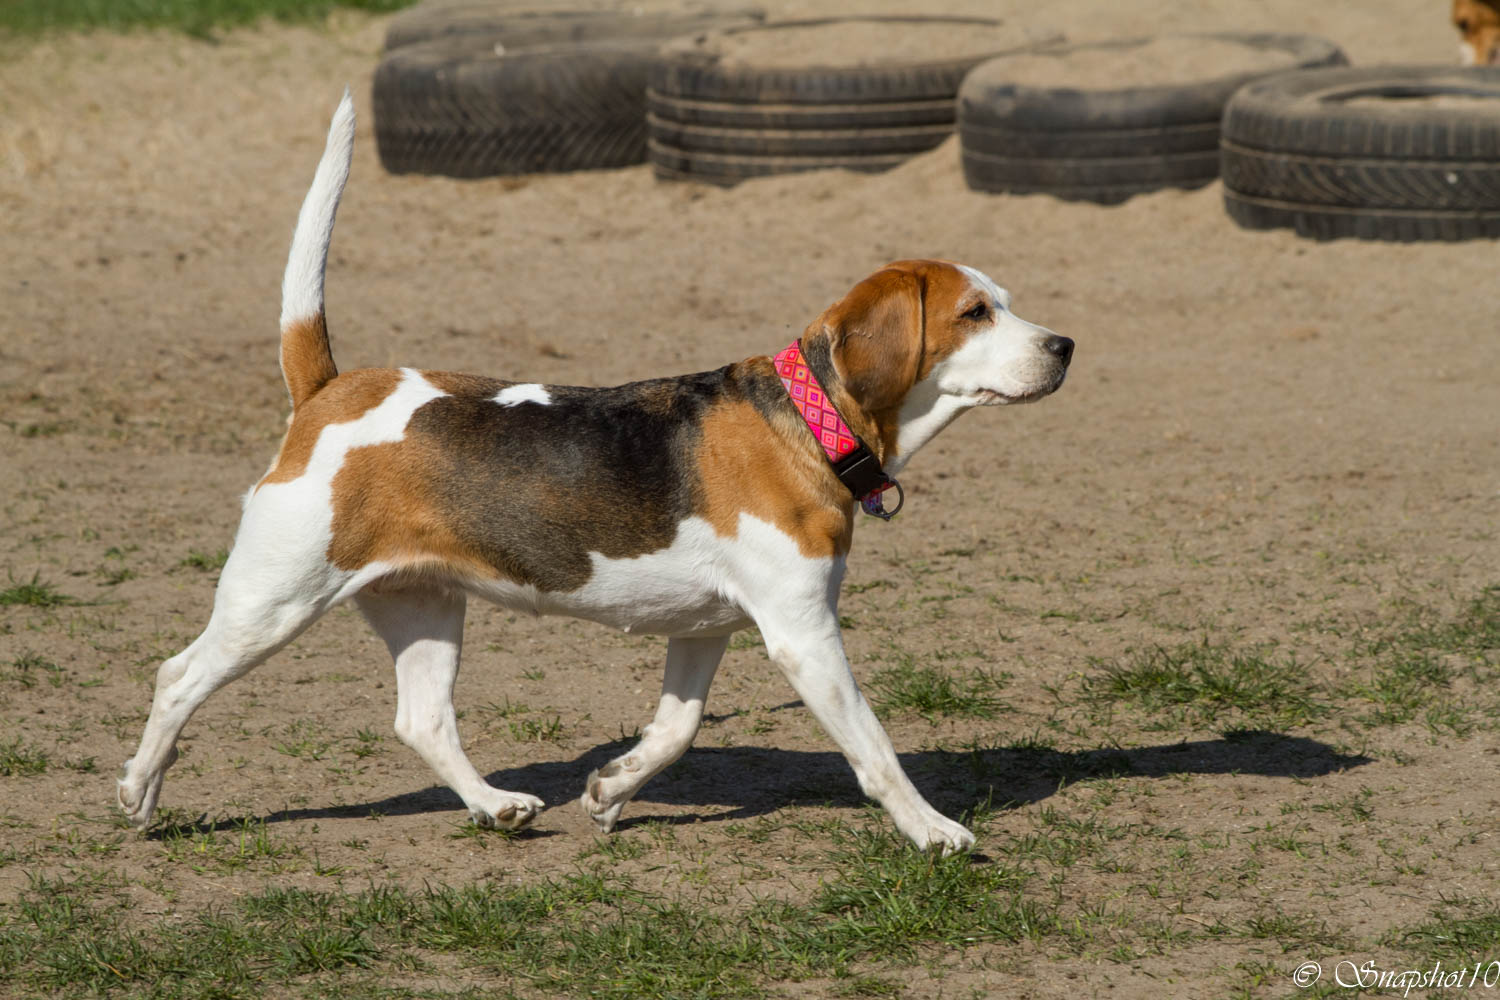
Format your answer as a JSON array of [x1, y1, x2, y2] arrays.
[[860, 478, 904, 521], [773, 340, 904, 520]]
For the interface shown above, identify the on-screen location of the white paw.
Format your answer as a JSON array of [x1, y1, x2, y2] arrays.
[[580, 768, 626, 832], [116, 747, 176, 829], [469, 792, 544, 831], [116, 776, 153, 828], [915, 817, 976, 856]]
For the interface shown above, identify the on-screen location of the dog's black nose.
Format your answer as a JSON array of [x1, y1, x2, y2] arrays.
[[1044, 335, 1074, 365]]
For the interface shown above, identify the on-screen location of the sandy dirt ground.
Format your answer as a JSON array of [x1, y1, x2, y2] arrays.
[[1, 1, 1498, 997]]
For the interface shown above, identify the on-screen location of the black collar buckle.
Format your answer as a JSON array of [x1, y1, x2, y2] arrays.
[[832, 446, 902, 520], [831, 447, 889, 500]]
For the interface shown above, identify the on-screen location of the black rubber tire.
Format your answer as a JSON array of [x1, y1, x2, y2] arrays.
[[646, 116, 954, 156], [645, 90, 957, 130], [1221, 65, 1500, 241], [383, 3, 764, 52], [648, 142, 912, 183], [373, 35, 658, 177], [646, 16, 1030, 185], [958, 32, 1346, 204]]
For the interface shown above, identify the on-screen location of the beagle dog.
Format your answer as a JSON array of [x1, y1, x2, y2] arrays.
[[116, 93, 1072, 853], [1455, 0, 1500, 64]]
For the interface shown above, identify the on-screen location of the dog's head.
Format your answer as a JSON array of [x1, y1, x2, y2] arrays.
[[804, 259, 1071, 471], [1455, 0, 1500, 64]]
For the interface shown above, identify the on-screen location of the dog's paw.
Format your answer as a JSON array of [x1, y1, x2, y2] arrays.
[[117, 775, 163, 829], [116, 747, 176, 829], [919, 818, 976, 856], [580, 768, 626, 833], [899, 813, 975, 855], [468, 792, 544, 831], [116, 774, 151, 828]]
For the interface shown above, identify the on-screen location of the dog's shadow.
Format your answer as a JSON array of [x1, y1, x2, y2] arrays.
[[225, 727, 1372, 835]]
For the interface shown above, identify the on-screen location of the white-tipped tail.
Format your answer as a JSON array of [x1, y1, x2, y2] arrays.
[[279, 89, 354, 408], [282, 89, 354, 330]]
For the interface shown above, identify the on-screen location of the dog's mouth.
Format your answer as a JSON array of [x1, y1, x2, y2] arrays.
[[976, 373, 1067, 406]]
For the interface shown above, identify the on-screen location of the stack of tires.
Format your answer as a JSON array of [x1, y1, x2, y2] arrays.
[[373, 8, 1043, 185], [1219, 66, 1500, 241], [948, 28, 1500, 241], [955, 33, 1346, 204], [644, 16, 1032, 186], [371, 7, 1500, 242], [373, 4, 765, 177]]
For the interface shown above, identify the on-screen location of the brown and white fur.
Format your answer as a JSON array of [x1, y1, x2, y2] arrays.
[[1455, 0, 1500, 64], [116, 93, 1073, 853]]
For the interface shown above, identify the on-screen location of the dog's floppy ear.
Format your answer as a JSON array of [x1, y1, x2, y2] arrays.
[[823, 267, 924, 414]]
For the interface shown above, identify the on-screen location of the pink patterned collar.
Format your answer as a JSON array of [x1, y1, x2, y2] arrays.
[[773, 340, 902, 519]]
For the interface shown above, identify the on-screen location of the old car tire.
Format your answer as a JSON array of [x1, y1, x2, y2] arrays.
[[1221, 65, 1500, 240], [373, 34, 659, 177], [647, 16, 1031, 185], [958, 33, 1346, 203]]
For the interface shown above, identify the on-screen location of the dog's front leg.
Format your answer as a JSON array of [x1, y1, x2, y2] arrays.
[[581, 633, 729, 832], [751, 586, 976, 854]]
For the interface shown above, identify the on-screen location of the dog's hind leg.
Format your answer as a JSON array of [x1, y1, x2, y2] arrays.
[[581, 633, 729, 832], [357, 586, 544, 830], [117, 548, 342, 828]]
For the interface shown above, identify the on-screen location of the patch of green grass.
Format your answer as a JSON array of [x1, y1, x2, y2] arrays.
[[1074, 585, 1498, 736], [156, 816, 302, 873], [95, 546, 137, 586], [0, 827, 1061, 999], [0, 572, 75, 608], [1081, 641, 1329, 728], [11, 420, 71, 437], [1378, 586, 1500, 664], [1310, 787, 1375, 825], [1007, 806, 1132, 870], [1345, 652, 1454, 727], [867, 653, 1006, 721], [579, 833, 648, 863], [96, 566, 136, 586], [729, 627, 764, 651], [6, 873, 374, 997], [179, 547, 229, 572], [272, 719, 335, 760], [1422, 700, 1477, 737], [1387, 897, 1500, 966], [760, 826, 1049, 967], [0, 738, 50, 776], [1243, 909, 1344, 949], [475, 698, 564, 742], [1337, 586, 1500, 731], [7, 651, 63, 689], [447, 821, 521, 844], [348, 726, 384, 759], [830, 974, 904, 997], [508, 715, 563, 743], [0, 0, 417, 39], [476, 697, 531, 720]]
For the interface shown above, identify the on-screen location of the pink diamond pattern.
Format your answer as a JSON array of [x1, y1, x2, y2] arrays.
[[774, 341, 859, 461]]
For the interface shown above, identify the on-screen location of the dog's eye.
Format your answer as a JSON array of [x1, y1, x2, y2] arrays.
[[963, 302, 989, 320], [1458, 17, 1471, 31]]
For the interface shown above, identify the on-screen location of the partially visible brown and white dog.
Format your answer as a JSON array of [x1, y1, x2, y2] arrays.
[[1455, 0, 1500, 64], [116, 93, 1073, 853]]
